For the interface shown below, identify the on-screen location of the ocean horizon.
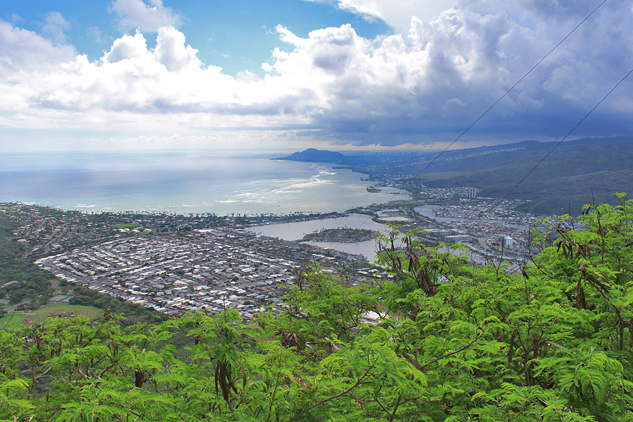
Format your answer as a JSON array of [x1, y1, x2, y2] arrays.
[[1, 151, 402, 215]]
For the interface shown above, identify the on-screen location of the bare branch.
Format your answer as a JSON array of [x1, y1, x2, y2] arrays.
[[546, 341, 567, 350]]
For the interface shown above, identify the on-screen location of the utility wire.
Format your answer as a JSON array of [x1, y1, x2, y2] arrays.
[[498, 66, 633, 203], [329, 0, 609, 252], [1, 308, 17, 331], [394, 0, 608, 194], [463, 63, 633, 230]]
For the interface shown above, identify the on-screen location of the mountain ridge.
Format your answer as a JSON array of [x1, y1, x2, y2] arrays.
[[274, 137, 633, 215]]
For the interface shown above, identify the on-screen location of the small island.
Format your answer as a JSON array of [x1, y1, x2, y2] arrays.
[[366, 186, 382, 193], [302, 227, 377, 243]]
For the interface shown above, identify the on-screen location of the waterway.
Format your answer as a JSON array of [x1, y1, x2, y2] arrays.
[[248, 214, 393, 262], [248, 213, 486, 264]]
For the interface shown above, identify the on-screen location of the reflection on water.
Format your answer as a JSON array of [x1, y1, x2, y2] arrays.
[[248, 214, 392, 261], [250, 213, 490, 264], [1, 152, 399, 215]]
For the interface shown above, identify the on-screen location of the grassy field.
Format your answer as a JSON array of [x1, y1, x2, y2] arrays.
[[0, 304, 103, 329], [113, 223, 139, 229]]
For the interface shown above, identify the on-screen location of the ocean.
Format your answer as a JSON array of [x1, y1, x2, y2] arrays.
[[0, 151, 401, 215]]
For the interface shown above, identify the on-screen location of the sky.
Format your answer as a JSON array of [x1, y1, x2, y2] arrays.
[[1, 0, 632, 152]]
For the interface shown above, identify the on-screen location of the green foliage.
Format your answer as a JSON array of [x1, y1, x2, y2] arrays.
[[69, 285, 167, 324], [0, 213, 55, 304], [112, 223, 139, 229], [1, 197, 633, 420]]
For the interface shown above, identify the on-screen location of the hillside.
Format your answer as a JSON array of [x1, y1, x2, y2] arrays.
[[272, 148, 348, 163], [416, 137, 633, 214], [277, 137, 633, 215]]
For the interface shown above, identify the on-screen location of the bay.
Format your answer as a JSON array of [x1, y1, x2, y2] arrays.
[[248, 214, 485, 263], [248, 214, 392, 261], [0, 151, 401, 215]]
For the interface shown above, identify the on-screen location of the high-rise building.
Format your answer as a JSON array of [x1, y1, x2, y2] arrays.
[[467, 187, 477, 199]]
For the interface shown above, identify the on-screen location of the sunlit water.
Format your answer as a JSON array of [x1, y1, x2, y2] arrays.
[[1, 151, 403, 215]]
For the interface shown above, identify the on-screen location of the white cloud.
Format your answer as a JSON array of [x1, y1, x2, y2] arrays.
[[1, 0, 632, 149], [42, 11, 71, 43], [109, 0, 181, 32], [41, 12, 70, 42], [0, 19, 75, 72], [103, 31, 151, 63], [86, 26, 102, 42], [309, 0, 456, 34], [10, 14, 24, 25], [154, 27, 201, 72]]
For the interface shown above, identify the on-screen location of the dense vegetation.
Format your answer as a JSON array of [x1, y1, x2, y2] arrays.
[[0, 214, 56, 305], [2, 196, 633, 420], [66, 283, 168, 325], [302, 227, 376, 243]]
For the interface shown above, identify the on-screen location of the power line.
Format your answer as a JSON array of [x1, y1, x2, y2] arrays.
[[329, 0, 609, 253], [1, 308, 17, 331], [397, 0, 608, 193], [463, 63, 633, 230], [498, 66, 633, 203]]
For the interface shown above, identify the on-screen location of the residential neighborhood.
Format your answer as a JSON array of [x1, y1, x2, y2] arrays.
[[34, 228, 377, 320], [1, 188, 544, 321]]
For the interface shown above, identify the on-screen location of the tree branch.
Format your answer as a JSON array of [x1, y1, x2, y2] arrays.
[[420, 333, 482, 371], [546, 341, 567, 350], [389, 394, 402, 422], [288, 360, 376, 422], [400, 351, 427, 375]]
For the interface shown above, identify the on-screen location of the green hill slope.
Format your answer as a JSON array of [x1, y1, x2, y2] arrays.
[[417, 137, 633, 214], [273, 137, 633, 215]]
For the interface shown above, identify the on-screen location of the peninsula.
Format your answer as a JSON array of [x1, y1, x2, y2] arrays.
[[302, 227, 376, 243]]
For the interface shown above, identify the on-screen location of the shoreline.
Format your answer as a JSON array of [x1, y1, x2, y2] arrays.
[[1, 153, 397, 216]]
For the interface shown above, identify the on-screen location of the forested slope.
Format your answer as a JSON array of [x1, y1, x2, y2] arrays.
[[2, 197, 633, 421], [0, 213, 56, 307], [279, 137, 633, 215], [417, 138, 633, 215]]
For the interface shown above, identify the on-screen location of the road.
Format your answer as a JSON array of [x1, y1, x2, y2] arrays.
[[4, 298, 33, 313]]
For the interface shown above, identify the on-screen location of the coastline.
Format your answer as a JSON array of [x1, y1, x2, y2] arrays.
[[1, 151, 397, 216]]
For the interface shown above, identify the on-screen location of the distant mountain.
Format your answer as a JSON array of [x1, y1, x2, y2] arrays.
[[273, 148, 347, 163], [273, 148, 436, 167], [415, 136, 633, 215], [272, 137, 633, 215]]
